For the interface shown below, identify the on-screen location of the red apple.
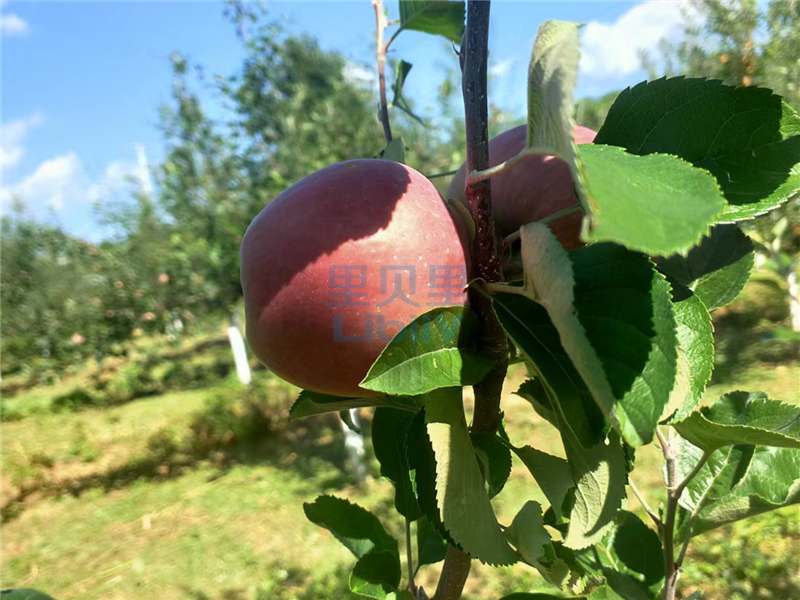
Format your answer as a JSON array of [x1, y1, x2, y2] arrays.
[[241, 159, 470, 398], [446, 124, 596, 250]]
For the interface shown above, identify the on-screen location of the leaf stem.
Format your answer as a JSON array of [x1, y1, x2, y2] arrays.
[[426, 169, 460, 180], [372, 0, 393, 144], [406, 517, 417, 595], [465, 144, 561, 185], [629, 478, 662, 530]]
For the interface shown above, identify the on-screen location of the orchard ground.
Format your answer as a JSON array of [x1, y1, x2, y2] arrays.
[[2, 279, 799, 600]]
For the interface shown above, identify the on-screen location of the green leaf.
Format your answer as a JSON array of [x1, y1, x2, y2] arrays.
[[406, 408, 457, 547], [416, 515, 448, 567], [608, 511, 664, 589], [360, 306, 496, 396], [303, 495, 398, 559], [289, 390, 418, 421], [424, 387, 518, 565], [588, 588, 626, 600], [595, 77, 800, 221], [378, 137, 406, 163], [391, 61, 424, 126], [527, 20, 582, 187], [372, 407, 423, 520], [674, 391, 800, 452], [580, 144, 726, 256], [667, 294, 714, 422], [656, 224, 755, 310], [488, 292, 605, 447], [506, 501, 551, 564], [505, 502, 574, 588], [397, 0, 465, 43], [511, 445, 573, 523], [601, 570, 653, 600], [563, 431, 628, 550], [471, 433, 512, 499], [350, 550, 401, 599], [676, 437, 800, 536], [518, 224, 678, 446]]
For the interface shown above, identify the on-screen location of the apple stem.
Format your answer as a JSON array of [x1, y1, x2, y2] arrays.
[[372, 0, 393, 144], [465, 144, 562, 185], [434, 3, 508, 599]]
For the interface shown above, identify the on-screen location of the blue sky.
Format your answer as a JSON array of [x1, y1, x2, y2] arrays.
[[1, 1, 695, 240]]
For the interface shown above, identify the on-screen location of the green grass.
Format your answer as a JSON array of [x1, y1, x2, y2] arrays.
[[2, 355, 799, 599]]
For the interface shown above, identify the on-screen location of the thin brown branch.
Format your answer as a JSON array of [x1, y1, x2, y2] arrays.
[[629, 479, 662, 530], [660, 426, 712, 600], [372, 0, 392, 144]]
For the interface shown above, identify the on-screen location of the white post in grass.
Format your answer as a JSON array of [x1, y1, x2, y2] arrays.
[[340, 408, 367, 482], [227, 325, 252, 385]]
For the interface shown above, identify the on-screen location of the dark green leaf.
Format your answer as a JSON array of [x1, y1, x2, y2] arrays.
[[676, 436, 800, 536], [360, 306, 496, 396], [656, 224, 754, 310], [424, 388, 517, 565], [666, 294, 714, 422], [303, 495, 397, 559], [350, 550, 401, 599], [416, 515, 448, 567], [511, 445, 573, 523], [397, 0, 465, 43], [517, 224, 678, 446], [601, 569, 653, 600], [488, 291, 605, 447], [580, 144, 726, 256], [515, 378, 558, 429], [674, 391, 800, 452], [609, 511, 664, 588], [563, 431, 628, 550], [373, 407, 422, 520], [290, 390, 418, 421], [595, 77, 800, 221], [471, 433, 512, 498]]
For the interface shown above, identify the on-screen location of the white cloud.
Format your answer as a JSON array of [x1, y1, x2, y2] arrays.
[[343, 61, 376, 90], [1, 152, 141, 216], [1, 113, 42, 171], [1, 153, 82, 211], [489, 57, 515, 79], [86, 159, 140, 203], [0, 1, 29, 36], [580, 1, 701, 80]]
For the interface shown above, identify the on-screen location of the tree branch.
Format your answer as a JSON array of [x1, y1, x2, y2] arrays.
[[372, 0, 392, 144], [435, 3, 505, 599], [660, 426, 711, 600]]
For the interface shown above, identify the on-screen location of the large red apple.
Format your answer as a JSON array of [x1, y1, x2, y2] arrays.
[[241, 159, 470, 397], [446, 124, 596, 250]]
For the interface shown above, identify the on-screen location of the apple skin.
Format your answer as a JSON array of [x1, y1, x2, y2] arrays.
[[241, 159, 470, 398], [446, 124, 596, 250]]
